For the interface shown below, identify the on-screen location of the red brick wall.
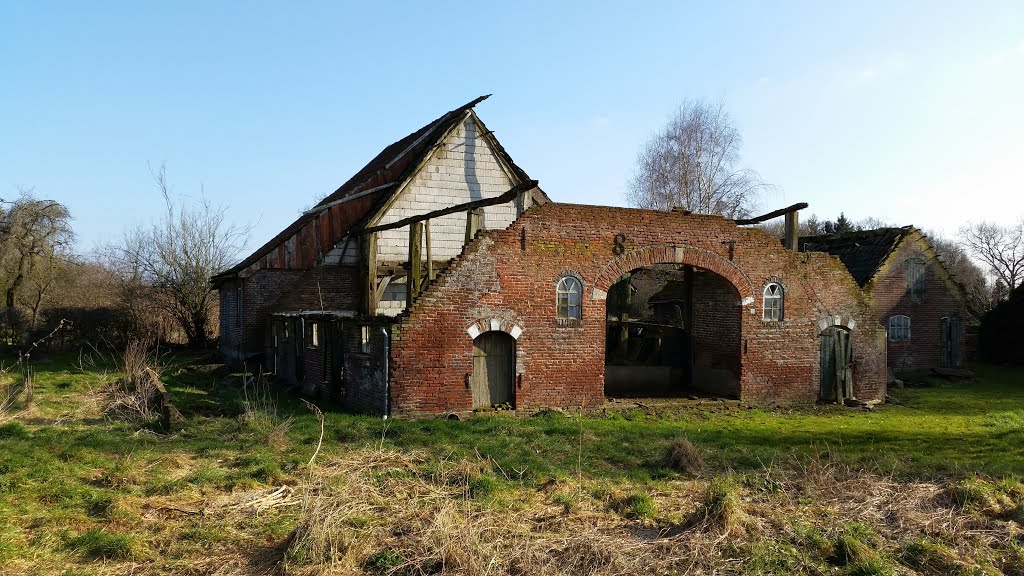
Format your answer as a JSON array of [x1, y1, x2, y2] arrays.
[[692, 271, 742, 395], [865, 236, 969, 370], [390, 204, 887, 416]]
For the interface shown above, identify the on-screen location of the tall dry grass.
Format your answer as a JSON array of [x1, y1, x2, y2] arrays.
[[279, 448, 1022, 576], [239, 370, 292, 449]]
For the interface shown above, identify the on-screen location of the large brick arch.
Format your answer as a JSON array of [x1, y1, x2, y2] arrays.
[[591, 243, 757, 303]]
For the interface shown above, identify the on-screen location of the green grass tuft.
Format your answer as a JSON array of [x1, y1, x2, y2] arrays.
[[830, 524, 877, 567], [844, 556, 893, 576], [66, 529, 138, 560], [612, 491, 656, 520], [0, 422, 28, 439], [365, 549, 408, 575]]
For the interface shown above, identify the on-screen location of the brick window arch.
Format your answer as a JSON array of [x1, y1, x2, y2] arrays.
[[556, 275, 583, 321], [763, 282, 784, 322]]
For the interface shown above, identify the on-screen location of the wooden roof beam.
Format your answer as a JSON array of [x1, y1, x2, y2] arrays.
[[358, 180, 539, 235]]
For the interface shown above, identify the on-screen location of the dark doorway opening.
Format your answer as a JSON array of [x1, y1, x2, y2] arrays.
[[604, 264, 740, 398]]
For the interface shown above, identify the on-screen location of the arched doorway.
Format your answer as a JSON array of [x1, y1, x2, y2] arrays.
[[471, 331, 516, 408], [820, 326, 853, 402], [604, 264, 742, 398]]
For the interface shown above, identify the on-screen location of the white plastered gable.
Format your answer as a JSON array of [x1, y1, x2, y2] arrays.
[[372, 113, 529, 264]]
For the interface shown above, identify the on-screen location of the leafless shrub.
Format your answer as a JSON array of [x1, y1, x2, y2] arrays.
[[105, 165, 249, 348], [661, 438, 703, 474]]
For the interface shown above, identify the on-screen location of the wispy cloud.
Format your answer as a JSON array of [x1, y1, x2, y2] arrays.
[[981, 40, 1024, 69], [853, 54, 909, 83]]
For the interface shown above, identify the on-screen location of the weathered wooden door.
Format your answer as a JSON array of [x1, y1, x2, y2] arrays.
[[330, 320, 346, 397], [941, 317, 962, 368], [472, 331, 515, 408], [820, 327, 853, 402]]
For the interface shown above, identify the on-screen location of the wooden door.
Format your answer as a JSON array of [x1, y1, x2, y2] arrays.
[[330, 321, 346, 397], [820, 327, 853, 402], [941, 317, 962, 368], [472, 332, 515, 408]]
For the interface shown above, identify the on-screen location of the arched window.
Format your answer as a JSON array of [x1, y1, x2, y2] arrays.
[[889, 315, 911, 341], [763, 283, 784, 322], [556, 276, 582, 320]]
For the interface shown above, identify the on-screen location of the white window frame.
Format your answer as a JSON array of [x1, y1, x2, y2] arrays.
[[888, 315, 911, 341], [763, 283, 784, 322], [309, 321, 319, 348], [556, 276, 583, 320]]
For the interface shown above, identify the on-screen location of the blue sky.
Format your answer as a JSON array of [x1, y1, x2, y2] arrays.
[[3, 1, 1023, 255]]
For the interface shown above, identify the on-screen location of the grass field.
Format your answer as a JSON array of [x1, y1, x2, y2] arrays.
[[0, 350, 1022, 575]]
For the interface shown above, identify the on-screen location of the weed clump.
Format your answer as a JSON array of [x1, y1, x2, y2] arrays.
[[661, 437, 704, 474], [899, 538, 968, 574], [611, 491, 656, 520], [104, 341, 182, 430], [694, 477, 745, 534], [830, 524, 876, 566], [945, 476, 1022, 521]]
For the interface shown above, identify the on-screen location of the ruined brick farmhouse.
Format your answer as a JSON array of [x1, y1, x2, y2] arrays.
[[212, 96, 968, 417]]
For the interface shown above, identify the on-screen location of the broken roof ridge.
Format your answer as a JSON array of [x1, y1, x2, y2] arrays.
[[314, 94, 493, 207], [799, 225, 915, 242]]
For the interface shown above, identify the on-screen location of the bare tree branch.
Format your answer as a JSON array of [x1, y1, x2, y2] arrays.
[[627, 99, 773, 218], [958, 220, 1024, 300], [106, 165, 250, 348]]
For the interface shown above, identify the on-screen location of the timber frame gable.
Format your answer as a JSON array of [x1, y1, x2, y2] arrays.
[[212, 95, 547, 284]]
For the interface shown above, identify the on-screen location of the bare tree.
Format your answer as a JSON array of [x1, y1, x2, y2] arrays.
[[627, 99, 771, 217], [0, 190, 73, 339], [109, 166, 248, 348], [928, 234, 992, 312], [957, 220, 1024, 299]]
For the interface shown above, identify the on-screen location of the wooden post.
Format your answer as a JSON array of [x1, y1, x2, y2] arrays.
[[361, 233, 378, 316], [784, 211, 799, 251], [425, 219, 435, 281], [407, 222, 423, 309], [464, 207, 483, 244]]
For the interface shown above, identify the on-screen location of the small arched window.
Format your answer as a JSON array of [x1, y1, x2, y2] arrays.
[[556, 276, 583, 320], [889, 315, 911, 341], [763, 283, 784, 322]]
